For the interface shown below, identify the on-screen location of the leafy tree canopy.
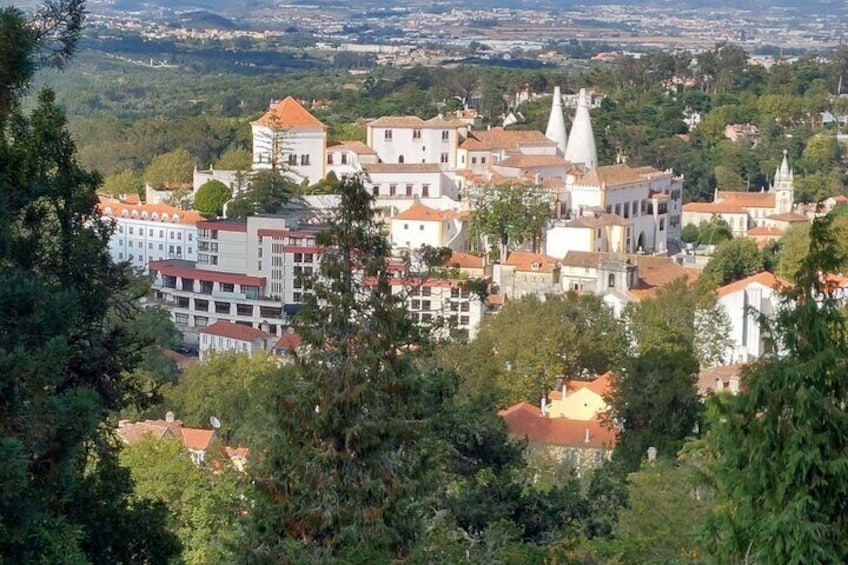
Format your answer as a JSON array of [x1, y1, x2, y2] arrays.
[[144, 147, 195, 189], [194, 179, 231, 218], [469, 183, 551, 260], [700, 237, 765, 289], [102, 167, 142, 197]]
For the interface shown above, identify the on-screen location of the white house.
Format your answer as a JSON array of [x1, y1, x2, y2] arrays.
[[365, 116, 466, 168], [716, 271, 789, 363], [389, 202, 467, 252], [198, 320, 274, 361], [251, 96, 327, 184], [98, 197, 202, 272]]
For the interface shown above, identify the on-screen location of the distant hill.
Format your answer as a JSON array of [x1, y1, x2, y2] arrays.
[[169, 10, 238, 30]]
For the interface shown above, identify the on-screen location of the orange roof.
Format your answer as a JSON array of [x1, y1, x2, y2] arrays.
[[766, 211, 809, 223], [447, 251, 485, 270], [200, 321, 272, 342], [747, 226, 783, 236], [366, 115, 461, 129], [578, 164, 645, 187], [459, 128, 555, 151], [253, 96, 325, 129], [504, 251, 559, 273], [697, 364, 744, 396], [98, 197, 204, 225], [716, 190, 776, 208], [181, 428, 216, 451], [117, 421, 178, 444], [717, 271, 790, 298], [121, 194, 141, 204], [496, 154, 571, 169], [682, 202, 748, 214], [225, 446, 250, 460], [274, 332, 302, 351], [394, 202, 454, 222], [326, 140, 377, 155], [549, 371, 614, 400], [499, 403, 616, 449]]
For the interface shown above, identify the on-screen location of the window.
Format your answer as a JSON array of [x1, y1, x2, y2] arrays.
[[214, 301, 230, 314], [194, 299, 209, 311], [422, 184, 430, 197], [159, 229, 164, 238], [384, 129, 393, 141], [421, 313, 432, 323], [149, 229, 153, 236], [440, 153, 449, 164], [194, 316, 208, 327], [659, 218, 665, 231], [162, 275, 177, 289], [148, 242, 153, 249], [200, 281, 213, 294], [421, 300, 431, 311], [294, 253, 303, 263], [372, 186, 379, 197], [293, 292, 302, 302], [304, 253, 313, 263], [404, 223, 409, 230], [471, 157, 477, 164], [327, 153, 334, 165], [412, 129, 421, 140], [481, 156, 486, 164], [181, 278, 194, 291], [129, 227, 133, 235], [398, 155, 404, 164], [168, 245, 174, 254], [419, 225, 425, 231], [174, 313, 189, 325], [460, 302, 470, 312], [242, 286, 260, 300], [389, 184, 397, 196], [237, 304, 253, 316], [421, 286, 431, 297], [411, 300, 421, 310], [460, 315, 469, 326], [441, 130, 449, 141], [188, 233, 193, 241], [221, 283, 235, 293], [176, 296, 190, 308], [260, 306, 282, 318], [608, 274, 616, 288], [177, 232, 182, 240], [300, 154, 310, 166], [406, 184, 413, 197], [128, 241, 133, 248]]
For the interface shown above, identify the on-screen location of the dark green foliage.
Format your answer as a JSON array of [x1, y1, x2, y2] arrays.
[[194, 179, 231, 217], [700, 237, 765, 288], [680, 223, 699, 244], [697, 217, 733, 246], [701, 214, 848, 563], [226, 170, 296, 217]]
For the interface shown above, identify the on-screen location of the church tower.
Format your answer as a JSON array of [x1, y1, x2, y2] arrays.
[[773, 150, 794, 215], [565, 88, 598, 170], [545, 86, 568, 155]]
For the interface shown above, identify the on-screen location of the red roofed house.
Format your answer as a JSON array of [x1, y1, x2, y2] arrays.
[[116, 412, 219, 465], [199, 320, 274, 361], [717, 272, 790, 363], [682, 151, 797, 237], [389, 202, 467, 251], [496, 252, 561, 299], [251, 96, 327, 183], [499, 373, 617, 474]]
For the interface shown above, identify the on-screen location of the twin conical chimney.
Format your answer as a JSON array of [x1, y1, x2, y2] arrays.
[[565, 88, 598, 170], [545, 86, 568, 155]]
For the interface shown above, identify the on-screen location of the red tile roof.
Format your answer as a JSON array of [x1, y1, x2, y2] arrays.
[[326, 140, 377, 155], [196, 220, 247, 232], [499, 403, 617, 449], [447, 251, 485, 270], [181, 428, 216, 451], [562, 371, 613, 397], [200, 321, 272, 342], [766, 211, 809, 223], [394, 202, 454, 222], [274, 332, 302, 351], [495, 154, 571, 169], [697, 364, 744, 396], [459, 128, 555, 151], [682, 202, 748, 214], [504, 252, 559, 273], [366, 115, 461, 129], [97, 198, 204, 225], [578, 164, 645, 187], [747, 226, 783, 236], [717, 271, 790, 298], [150, 259, 266, 288], [253, 96, 325, 129]]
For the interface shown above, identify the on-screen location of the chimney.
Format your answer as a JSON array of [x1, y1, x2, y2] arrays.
[[561, 381, 567, 397], [540, 395, 548, 416], [165, 411, 175, 423], [584, 428, 591, 444]]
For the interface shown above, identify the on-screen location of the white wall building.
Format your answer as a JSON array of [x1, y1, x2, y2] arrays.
[[389, 202, 467, 251], [98, 197, 202, 272], [716, 272, 788, 363], [198, 320, 274, 362], [365, 116, 466, 168], [251, 96, 327, 184]]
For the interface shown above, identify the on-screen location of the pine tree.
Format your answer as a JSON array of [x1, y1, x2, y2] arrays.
[[244, 175, 429, 562], [702, 214, 848, 563], [0, 3, 179, 561]]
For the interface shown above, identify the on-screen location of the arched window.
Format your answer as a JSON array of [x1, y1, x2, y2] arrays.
[[121, 210, 129, 217], [141, 211, 148, 219], [131, 210, 139, 218], [398, 155, 405, 163], [161, 213, 170, 222], [151, 213, 159, 221]]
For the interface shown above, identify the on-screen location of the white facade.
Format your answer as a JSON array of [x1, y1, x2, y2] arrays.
[[366, 116, 464, 168], [198, 321, 273, 362], [389, 203, 467, 251], [717, 273, 786, 363], [251, 97, 327, 184], [98, 198, 201, 273], [387, 276, 486, 339]]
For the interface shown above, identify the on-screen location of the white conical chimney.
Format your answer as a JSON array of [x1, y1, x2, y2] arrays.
[[545, 86, 568, 155], [565, 89, 598, 170]]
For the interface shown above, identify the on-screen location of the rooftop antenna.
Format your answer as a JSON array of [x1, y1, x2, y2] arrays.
[[209, 416, 221, 430]]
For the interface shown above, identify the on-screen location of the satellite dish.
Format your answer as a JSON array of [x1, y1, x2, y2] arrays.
[[209, 416, 221, 430]]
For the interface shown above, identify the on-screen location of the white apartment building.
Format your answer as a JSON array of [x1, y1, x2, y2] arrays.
[[98, 197, 202, 272], [717, 272, 788, 364], [361, 163, 462, 217], [198, 320, 274, 362], [365, 116, 465, 168], [149, 215, 322, 345], [251, 96, 327, 183]]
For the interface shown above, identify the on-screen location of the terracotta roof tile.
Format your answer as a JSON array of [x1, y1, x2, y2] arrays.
[[200, 321, 272, 342], [326, 140, 377, 155], [253, 96, 325, 129], [716, 190, 775, 208], [447, 251, 485, 270], [459, 128, 555, 151], [578, 164, 645, 187], [766, 211, 809, 222], [747, 226, 783, 236], [697, 364, 745, 396], [682, 202, 748, 214], [496, 154, 571, 169], [504, 252, 559, 273], [98, 198, 204, 225], [499, 404, 617, 448], [717, 271, 791, 298], [366, 115, 461, 129], [274, 332, 302, 351], [394, 202, 454, 222], [181, 428, 216, 451]]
